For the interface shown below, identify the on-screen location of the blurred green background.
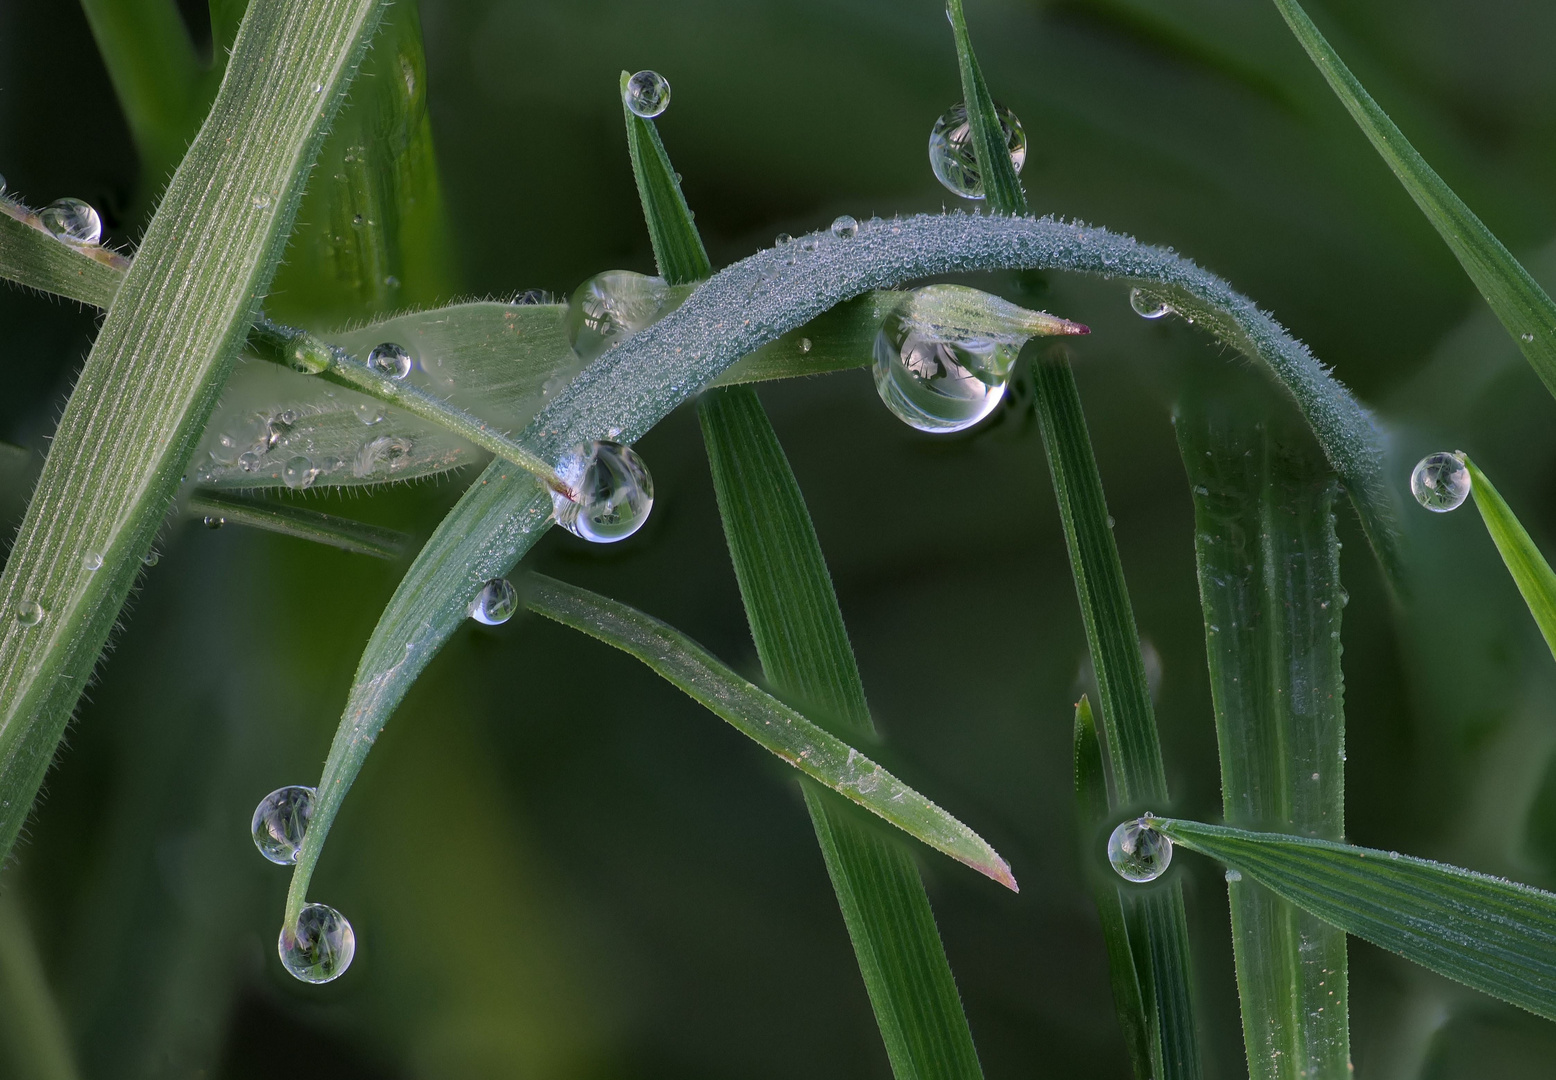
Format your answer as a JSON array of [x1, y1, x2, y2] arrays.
[[4, 0, 1556, 1075]]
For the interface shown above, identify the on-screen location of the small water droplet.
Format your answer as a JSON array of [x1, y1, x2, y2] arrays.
[[143, 550, 160, 567], [551, 441, 655, 543], [251, 785, 315, 864], [1108, 816, 1172, 883], [15, 600, 44, 626], [830, 215, 859, 239], [565, 271, 669, 361], [0, 173, 7, 196], [238, 450, 261, 472], [1225, 868, 1243, 883], [384, 275, 400, 290], [624, 70, 671, 118], [82, 551, 103, 572], [351, 213, 364, 227], [872, 288, 1014, 433], [514, 288, 552, 305], [278, 903, 355, 983], [927, 101, 1027, 200], [1129, 287, 1172, 320], [266, 410, 298, 449], [40, 198, 102, 244], [203, 515, 225, 529], [283, 455, 319, 491], [1410, 452, 1470, 512], [775, 232, 792, 246], [469, 578, 519, 625], [369, 342, 413, 380], [1522, 332, 1535, 343], [252, 194, 271, 209], [799, 337, 812, 353], [353, 401, 384, 425]]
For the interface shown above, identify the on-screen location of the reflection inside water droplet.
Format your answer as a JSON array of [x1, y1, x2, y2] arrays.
[[624, 70, 671, 118], [551, 440, 655, 543], [469, 578, 519, 625], [279, 903, 355, 983], [1410, 452, 1470, 513], [40, 197, 102, 244], [1129, 287, 1171, 320], [830, 215, 859, 239], [283, 455, 319, 491], [872, 288, 1015, 433], [565, 271, 669, 362], [251, 785, 315, 864], [927, 101, 1026, 200], [369, 342, 413, 380], [1108, 817, 1172, 883]]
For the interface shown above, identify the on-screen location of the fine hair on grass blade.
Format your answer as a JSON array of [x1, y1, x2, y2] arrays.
[[1270, 0, 1556, 396], [1176, 393, 1349, 1079], [0, 0, 393, 872], [1155, 818, 1556, 1021], [1461, 456, 1556, 665], [523, 573, 1014, 886]]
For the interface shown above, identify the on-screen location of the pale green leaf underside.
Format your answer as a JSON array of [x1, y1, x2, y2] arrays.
[[1157, 818, 1556, 1021], [524, 573, 1014, 887], [1464, 457, 1556, 665]]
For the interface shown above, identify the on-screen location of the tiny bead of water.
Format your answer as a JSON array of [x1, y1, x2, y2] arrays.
[[799, 337, 812, 353], [353, 401, 384, 425], [830, 215, 859, 239], [283, 455, 319, 491], [872, 286, 1016, 434], [514, 289, 552, 305], [16, 600, 44, 626], [470, 577, 519, 625], [565, 271, 670, 362], [278, 902, 355, 983], [775, 232, 792, 246], [1410, 452, 1470, 513], [624, 70, 671, 118], [203, 515, 225, 529], [927, 101, 1026, 199], [251, 785, 315, 865], [369, 342, 413, 380], [1129, 287, 1171, 320], [40, 197, 102, 244], [551, 440, 655, 543], [1107, 816, 1173, 883], [82, 551, 103, 572]]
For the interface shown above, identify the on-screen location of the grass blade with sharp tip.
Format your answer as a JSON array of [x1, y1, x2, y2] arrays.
[[185, 489, 408, 559], [1176, 398, 1349, 1079], [945, 0, 1026, 212], [1463, 456, 1556, 665], [0, 0, 392, 871], [1155, 817, 1556, 1021], [1074, 697, 1152, 1080], [523, 573, 1014, 886], [622, 71, 711, 284], [1270, 0, 1556, 395], [0, 204, 126, 307]]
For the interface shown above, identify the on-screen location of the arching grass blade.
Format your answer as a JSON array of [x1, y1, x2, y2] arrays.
[[185, 489, 408, 559], [1463, 456, 1556, 665]]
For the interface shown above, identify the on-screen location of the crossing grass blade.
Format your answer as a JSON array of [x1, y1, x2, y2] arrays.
[[185, 489, 409, 559], [1155, 817, 1556, 1022], [1463, 456, 1556, 665], [1176, 399, 1350, 1079], [524, 573, 1014, 886], [1270, 0, 1556, 396]]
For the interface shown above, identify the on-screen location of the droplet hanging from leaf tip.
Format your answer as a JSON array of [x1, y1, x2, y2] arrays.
[[624, 70, 671, 118], [551, 441, 654, 543], [1410, 452, 1470, 512], [279, 903, 355, 983]]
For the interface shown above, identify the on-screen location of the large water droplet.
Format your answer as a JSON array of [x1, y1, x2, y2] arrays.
[[278, 903, 355, 983], [872, 291, 1015, 433], [40, 198, 102, 244], [1108, 816, 1173, 883], [16, 600, 44, 626], [238, 450, 261, 472], [1410, 452, 1470, 513], [469, 577, 519, 625], [830, 215, 859, 239], [551, 440, 654, 543], [927, 101, 1027, 200], [251, 785, 315, 865], [565, 271, 669, 362], [1129, 287, 1171, 320], [369, 342, 413, 380], [624, 70, 671, 118], [283, 455, 319, 491]]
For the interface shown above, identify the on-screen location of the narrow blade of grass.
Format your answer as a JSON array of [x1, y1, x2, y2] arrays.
[[1074, 697, 1152, 1080], [1176, 399, 1350, 1079], [525, 573, 1013, 885], [1156, 817, 1556, 1021], [1463, 456, 1556, 665], [185, 488, 408, 559], [0, 0, 392, 871], [0, 892, 78, 1080], [1270, 0, 1556, 394], [0, 204, 125, 307], [622, 71, 711, 285], [945, 0, 1026, 213]]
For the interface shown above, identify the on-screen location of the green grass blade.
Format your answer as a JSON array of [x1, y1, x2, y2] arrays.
[[1463, 456, 1556, 665], [185, 488, 408, 559], [1156, 817, 1556, 1021], [1270, 0, 1556, 395], [0, 203, 126, 307], [0, 892, 79, 1080], [945, 0, 1026, 215], [622, 71, 710, 286], [0, 0, 392, 870], [1074, 697, 1152, 1080], [1176, 401, 1350, 1079], [524, 573, 1014, 886]]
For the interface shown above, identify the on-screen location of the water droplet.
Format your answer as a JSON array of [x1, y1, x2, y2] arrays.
[[283, 455, 319, 491], [278, 903, 355, 983], [775, 232, 792, 246], [369, 342, 413, 380], [799, 337, 812, 353], [15, 600, 44, 626], [353, 401, 384, 425], [203, 515, 225, 529], [514, 288, 552, 305], [565, 271, 669, 361], [872, 290, 1015, 433], [1522, 332, 1535, 343], [1410, 452, 1470, 513], [40, 198, 102, 244], [251, 785, 315, 864], [1225, 868, 1243, 883], [143, 550, 160, 567], [551, 440, 655, 543], [1108, 817, 1172, 882], [927, 101, 1027, 200], [384, 275, 400, 290], [351, 213, 364, 227], [0, 173, 7, 196], [82, 551, 103, 572], [238, 451, 261, 472], [624, 70, 671, 118], [830, 215, 859, 239], [1129, 287, 1171, 320], [469, 578, 519, 625], [266, 410, 298, 449], [252, 194, 272, 209]]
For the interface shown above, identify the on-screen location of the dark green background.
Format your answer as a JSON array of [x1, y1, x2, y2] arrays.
[[3, 0, 1556, 1075]]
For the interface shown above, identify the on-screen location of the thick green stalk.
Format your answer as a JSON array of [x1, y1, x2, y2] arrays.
[[1177, 403, 1349, 1079], [0, 0, 390, 868]]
